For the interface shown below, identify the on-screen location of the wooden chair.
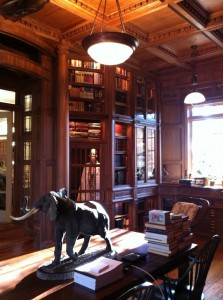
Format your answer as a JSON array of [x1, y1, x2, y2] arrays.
[[156, 234, 220, 300], [171, 197, 210, 229], [116, 281, 156, 300]]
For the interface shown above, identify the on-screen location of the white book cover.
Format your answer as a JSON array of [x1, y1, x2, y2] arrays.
[[74, 256, 123, 290]]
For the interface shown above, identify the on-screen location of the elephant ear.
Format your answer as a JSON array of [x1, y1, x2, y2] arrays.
[[47, 195, 58, 221]]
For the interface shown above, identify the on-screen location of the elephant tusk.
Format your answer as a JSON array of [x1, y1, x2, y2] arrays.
[[10, 207, 39, 221]]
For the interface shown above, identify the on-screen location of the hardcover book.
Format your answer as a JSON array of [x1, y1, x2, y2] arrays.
[[149, 210, 170, 225], [147, 241, 177, 251], [148, 247, 178, 257], [74, 256, 123, 290], [145, 221, 174, 230]]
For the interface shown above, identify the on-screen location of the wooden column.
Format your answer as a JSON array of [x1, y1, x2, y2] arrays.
[[56, 42, 69, 192]]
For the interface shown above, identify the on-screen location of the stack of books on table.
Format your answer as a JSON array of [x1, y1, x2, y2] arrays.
[[145, 210, 193, 257], [74, 256, 123, 290]]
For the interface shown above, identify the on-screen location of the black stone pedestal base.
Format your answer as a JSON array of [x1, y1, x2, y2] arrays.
[[37, 248, 117, 280]]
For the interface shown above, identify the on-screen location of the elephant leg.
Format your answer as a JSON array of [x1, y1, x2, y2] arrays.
[[78, 235, 90, 255], [53, 227, 65, 265], [104, 236, 112, 252], [66, 235, 78, 261], [99, 228, 112, 252]]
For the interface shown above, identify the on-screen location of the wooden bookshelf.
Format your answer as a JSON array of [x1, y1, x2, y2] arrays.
[[114, 122, 131, 186], [67, 57, 159, 232], [135, 74, 156, 120], [115, 67, 130, 116], [68, 59, 104, 114]]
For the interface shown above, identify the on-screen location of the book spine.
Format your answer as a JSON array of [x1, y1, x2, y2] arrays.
[[145, 228, 173, 234], [145, 231, 172, 241], [147, 242, 177, 251]]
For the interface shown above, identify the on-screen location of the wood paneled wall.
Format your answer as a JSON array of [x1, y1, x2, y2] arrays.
[[160, 57, 223, 182]]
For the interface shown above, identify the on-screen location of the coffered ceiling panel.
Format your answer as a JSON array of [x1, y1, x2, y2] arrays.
[[0, 0, 223, 72]]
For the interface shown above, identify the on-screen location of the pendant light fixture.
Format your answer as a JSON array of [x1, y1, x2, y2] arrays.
[[184, 74, 206, 104], [184, 46, 205, 105], [0, 0, 48, 20], [82, 0, 139, 65], [184, 91, 205, 104]]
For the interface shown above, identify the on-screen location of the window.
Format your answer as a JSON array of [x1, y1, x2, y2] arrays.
[[23, 94, 32, 198], [187, 103, 223, 184], [0, 89, 16, 105]]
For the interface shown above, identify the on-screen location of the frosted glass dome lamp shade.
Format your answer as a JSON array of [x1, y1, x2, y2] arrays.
[[82, 0, 139, 65], [184, 91, 206, 104], [82, 32, 139, 65]]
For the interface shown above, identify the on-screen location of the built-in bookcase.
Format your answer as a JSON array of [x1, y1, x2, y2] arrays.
[[136, 75, 145, 118], [115, 67, 130, 116], [67, 56, 159, 232], [146, 79, 156, 120], [136, 125, 156, 185], [68, 59, 104, 114], [135, 75, 156, 120], [68, 58, 106, 205], [114, 122, 131, 186], [114, 201, 130, 230]]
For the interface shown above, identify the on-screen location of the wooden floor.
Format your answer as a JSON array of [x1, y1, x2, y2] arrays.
[[164, 234, 223, 300], [0, 227, 223, 299], [198, 236, 223, 300]]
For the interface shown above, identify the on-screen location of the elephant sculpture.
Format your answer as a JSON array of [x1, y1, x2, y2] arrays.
[[11, 188, 113, 265]]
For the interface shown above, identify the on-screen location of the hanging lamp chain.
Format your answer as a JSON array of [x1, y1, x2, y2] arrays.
[[116, 0, 126, 33], [90, 0, 103, 35], [101, 0, 106, 32], [90, 0, 126, 35]]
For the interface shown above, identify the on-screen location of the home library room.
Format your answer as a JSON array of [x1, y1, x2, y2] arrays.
[[68, 54, 159, 232]]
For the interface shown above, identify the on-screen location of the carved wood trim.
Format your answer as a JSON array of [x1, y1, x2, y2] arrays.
[[0, 50, 50, 79], [0, 19, 55, 54]]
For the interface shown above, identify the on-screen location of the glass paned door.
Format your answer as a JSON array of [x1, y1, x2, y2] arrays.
[[136, 127, 145, 183], [0, 112, 13, 223]]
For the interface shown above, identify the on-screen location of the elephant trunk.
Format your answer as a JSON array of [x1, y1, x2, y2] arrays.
[[10, 207, 39, 221]]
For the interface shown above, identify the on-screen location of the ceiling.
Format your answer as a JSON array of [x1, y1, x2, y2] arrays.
[[0, 0, 223, 73]]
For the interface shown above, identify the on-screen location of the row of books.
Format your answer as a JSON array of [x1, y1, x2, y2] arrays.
[[69, 70, 103, 85], [69, 101, 102, 113], [68, 59, 101, 69], [115, 77, 128, 90], [115, 154, 127, 167], [115, 169, 127, 185], [69, 86, 103, 100], [69, 122, 101, 138], [136, 84, 145, 95], [145, 210, 193, 256], [115, 139, 127, 152], [116, 67, 128, 76], [115, 91, 127, 103]]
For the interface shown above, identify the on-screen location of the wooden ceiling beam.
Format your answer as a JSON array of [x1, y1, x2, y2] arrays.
[[148, 23, 197, 47], [146, 45, 191, 70], [166, 0, 223, 48]]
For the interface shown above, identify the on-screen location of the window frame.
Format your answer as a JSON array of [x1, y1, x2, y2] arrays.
[[186, 101, 223, 183]]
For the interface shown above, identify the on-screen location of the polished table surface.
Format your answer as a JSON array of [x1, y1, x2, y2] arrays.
[[0, 229, 197, 300]]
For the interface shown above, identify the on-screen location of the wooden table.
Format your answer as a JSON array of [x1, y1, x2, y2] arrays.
[[0, 229, 197, 300]]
